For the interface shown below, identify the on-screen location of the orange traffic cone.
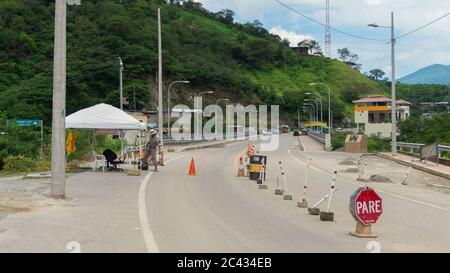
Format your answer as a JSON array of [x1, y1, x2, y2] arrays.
[[188, 157, 196, 176]]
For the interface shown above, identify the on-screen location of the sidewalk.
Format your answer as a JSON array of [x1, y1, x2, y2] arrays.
[[378, 152, 450, 180], [298, 135, 325, 152], [0, 170, 148, 253]]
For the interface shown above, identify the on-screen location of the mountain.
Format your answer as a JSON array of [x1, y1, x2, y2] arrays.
[[0, 0, 386, 126], [399, 64, 450, 85]]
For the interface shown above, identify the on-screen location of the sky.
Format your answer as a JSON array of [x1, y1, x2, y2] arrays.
[[197, 0, 450, 79]]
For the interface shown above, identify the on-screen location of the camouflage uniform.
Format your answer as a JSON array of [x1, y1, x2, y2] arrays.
[[143, 135, 160, 171]]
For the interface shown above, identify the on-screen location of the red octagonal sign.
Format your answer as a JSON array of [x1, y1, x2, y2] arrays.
[[350, 188, 383, 225]]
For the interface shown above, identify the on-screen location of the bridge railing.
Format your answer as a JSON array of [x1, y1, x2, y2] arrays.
[[397, 142, 450, 158], [307, 130, 326, 145]]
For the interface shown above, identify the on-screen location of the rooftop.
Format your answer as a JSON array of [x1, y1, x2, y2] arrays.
[[353, 96, 411, 105]]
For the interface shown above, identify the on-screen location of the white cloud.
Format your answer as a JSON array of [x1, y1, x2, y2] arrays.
[[197, 0, 450, 78], [270, 26, 315, 46]]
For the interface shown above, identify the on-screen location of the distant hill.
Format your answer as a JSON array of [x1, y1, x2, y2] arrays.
[[399, 64, 450, 85], [0, 0, 385, 126]]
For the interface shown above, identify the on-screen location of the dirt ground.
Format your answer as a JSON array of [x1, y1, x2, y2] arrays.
[[0, 176, 55, 218]]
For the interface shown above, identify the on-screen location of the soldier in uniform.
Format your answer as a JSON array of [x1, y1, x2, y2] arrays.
[[143, 129, 160, 172]]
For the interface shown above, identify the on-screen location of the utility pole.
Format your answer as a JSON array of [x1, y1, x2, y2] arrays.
[[325, 0, 331, 58], [390, 12, 397, 156], [158, 8, 163, 145], [51, 0, 68, 199], [119, 57, 124, 156], [368, 12, 397, 156], [119, 57, 123, 110]]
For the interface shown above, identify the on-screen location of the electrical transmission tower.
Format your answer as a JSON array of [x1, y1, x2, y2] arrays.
[[325, 0, 331, 58]]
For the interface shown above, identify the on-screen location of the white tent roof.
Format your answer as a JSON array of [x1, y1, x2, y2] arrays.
[[66, 103, 145, 130]]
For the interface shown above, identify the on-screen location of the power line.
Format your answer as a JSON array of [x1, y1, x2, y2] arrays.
[[396, 12, 450, 40], [275, 0, 388, 42]]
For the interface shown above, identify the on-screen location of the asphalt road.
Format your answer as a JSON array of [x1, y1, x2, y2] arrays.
[[146, 134, 450, 253]]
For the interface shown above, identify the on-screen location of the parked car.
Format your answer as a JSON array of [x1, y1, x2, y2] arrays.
[[293, 130, 300, 136]]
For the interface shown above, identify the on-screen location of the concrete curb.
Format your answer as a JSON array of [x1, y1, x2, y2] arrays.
[[377, 153, 450, 180], [297, 136, 305, 151], [177, 140, 241, 153]]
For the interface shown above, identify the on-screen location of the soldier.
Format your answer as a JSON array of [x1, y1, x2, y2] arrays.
[[143, 129, 160, 172]]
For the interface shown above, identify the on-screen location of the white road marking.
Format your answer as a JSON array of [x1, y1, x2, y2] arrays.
[[287, 149, 450, 214], [138, 155, 186, 253]]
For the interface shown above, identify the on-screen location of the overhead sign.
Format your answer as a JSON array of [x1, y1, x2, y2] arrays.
[[350, 187, 383, 226], [305, 122, 328, 127]]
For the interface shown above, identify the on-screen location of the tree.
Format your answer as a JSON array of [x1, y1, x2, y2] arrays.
[[369, 69, 386, 81], [337, 48, 351, 62], [215, 9, 234, 25], [298, 39, 323, 56], [337, 48, 361, 71]]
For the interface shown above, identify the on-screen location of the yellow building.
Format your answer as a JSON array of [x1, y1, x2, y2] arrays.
[[354, 96, 411, 138]]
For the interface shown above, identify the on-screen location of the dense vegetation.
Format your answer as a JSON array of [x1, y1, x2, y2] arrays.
[[0, 0, 385, 123], [1, 0, 421, 172], [398, 112, 450, 145]]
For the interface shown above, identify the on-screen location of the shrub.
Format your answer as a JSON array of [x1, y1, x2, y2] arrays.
[[3, 155, 35, 173]]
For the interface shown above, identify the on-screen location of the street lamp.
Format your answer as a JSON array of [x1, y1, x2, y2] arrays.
[[309, 82, 332, 132], [302, 108, 313, 124], [118, 57, 124, 156], [215, 98, 229, 137], [368, 12, 397, 156], [305, 93, 323, 123], [168, 80, 189, 138], [304, 102, 317, 131], [196, 90, 214, 97]]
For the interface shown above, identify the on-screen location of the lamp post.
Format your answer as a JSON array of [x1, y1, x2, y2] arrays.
[[167, 80, 189, 138], [368, 12, 397, 156], [302, 108, 312, 124], [118, 57, 124, 156], [304, 102, 317, 131], [196, 90, 214, 97], [306, 96, 323, 132], [215, 98, 229, 137], [305, 93, 323, 123], [309, 82, 332, 133]]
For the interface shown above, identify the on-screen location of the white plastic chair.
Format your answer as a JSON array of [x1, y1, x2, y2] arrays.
[[92, 151, 107, 172]]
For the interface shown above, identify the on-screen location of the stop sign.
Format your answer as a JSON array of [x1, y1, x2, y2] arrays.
[[350, 187, 383, 225]]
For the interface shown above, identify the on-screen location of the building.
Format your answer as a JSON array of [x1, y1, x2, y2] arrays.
[[419, 102, 449, 117], [353, 96, 411, 138], [291, 46, 310, 56]]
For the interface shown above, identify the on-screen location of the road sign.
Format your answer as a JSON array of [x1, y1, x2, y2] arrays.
[[305, 122, 328, 127], [15, 119, 42, 127], [350, 187, 382, 225]]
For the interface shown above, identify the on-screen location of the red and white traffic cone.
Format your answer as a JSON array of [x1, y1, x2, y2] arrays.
[[297, 158, 310, 208], [237, 156, 245, 177], [320, 171, 337, 222], [278, 161, 292, 200]]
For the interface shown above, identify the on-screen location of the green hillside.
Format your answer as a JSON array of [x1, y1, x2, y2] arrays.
[[0, 0, 386, 127]]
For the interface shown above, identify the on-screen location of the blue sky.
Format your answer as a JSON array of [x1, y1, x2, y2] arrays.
[[198, 0, 450, 79]]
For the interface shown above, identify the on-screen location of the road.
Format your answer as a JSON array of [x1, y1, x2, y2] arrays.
[[145, 134, 450, 253], [1, 134, 449, 253]]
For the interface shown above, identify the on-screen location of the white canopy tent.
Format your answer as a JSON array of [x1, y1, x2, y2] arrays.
[[65, 103, 145, 130]]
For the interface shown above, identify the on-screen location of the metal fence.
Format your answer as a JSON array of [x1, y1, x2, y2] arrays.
[[307, 130, 326, 145], [397, 142, 450, 158]]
